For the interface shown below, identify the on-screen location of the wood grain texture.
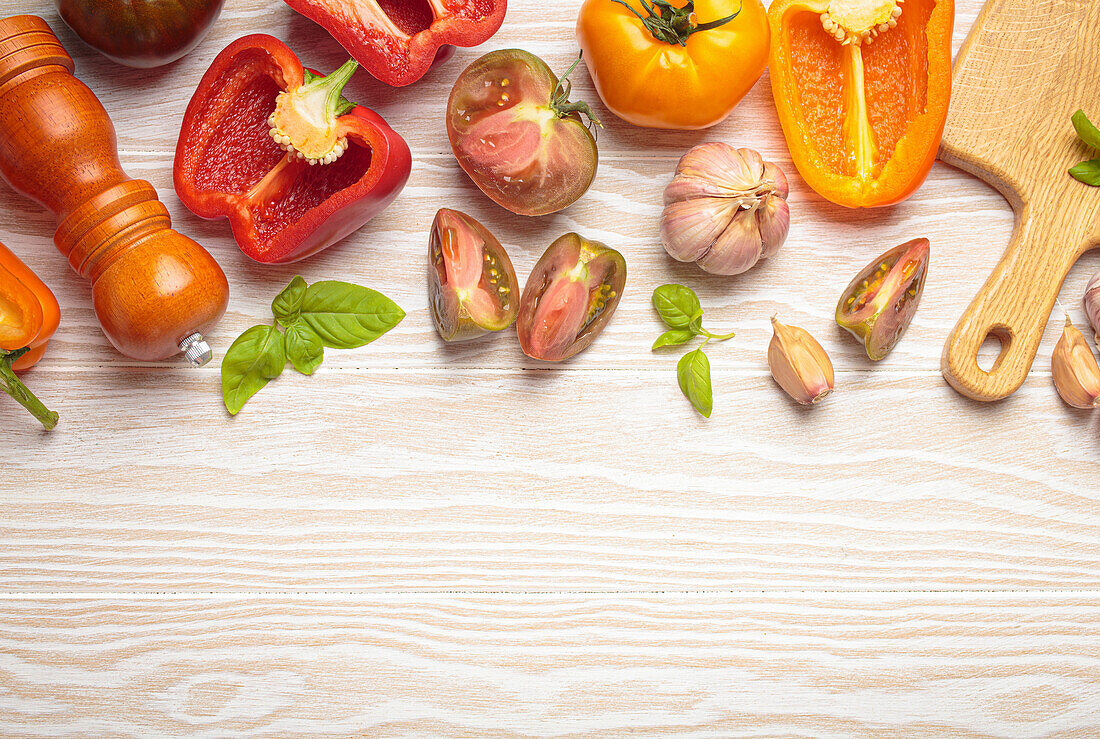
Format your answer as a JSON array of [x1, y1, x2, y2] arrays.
[[2, 594, 1099, 737], [2, 368, 1099, 592], [1, 0, 1099, 733], [940, 0, 1100, 401]]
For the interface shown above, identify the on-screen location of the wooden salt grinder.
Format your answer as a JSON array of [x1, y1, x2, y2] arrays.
[[0, 15, 229, 364]]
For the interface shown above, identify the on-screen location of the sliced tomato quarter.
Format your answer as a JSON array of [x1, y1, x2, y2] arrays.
[[429, 208, 519, 342], [517, 232, 627, 361], [835, 237, 929, 360]]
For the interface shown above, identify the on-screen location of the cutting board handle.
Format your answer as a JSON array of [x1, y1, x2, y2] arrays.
[[942, 206, 1084, 401]]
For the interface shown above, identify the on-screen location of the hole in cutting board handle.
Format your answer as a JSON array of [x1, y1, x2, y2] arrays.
[[975, 326, 1013, 374]]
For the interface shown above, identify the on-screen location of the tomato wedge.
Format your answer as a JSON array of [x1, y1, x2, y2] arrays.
[[446, 49, 600, 216], [428, 208, 519, 342], [835, 238, 929, 360], [517, 233, 626, 361]]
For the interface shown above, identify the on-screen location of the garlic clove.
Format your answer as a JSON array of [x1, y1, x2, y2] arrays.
[[763, 161, 790, 199], [738, 147, 766, 182], [768, 317, 835, 405], [697, 210, 763, 275], [1051, 317, 1100, 409], [660, 198, 738, 264], [1084, 269, 1100, 344], [756, 195, 790, 260]]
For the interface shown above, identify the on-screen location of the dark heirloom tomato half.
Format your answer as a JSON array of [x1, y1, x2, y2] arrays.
[[429, 208, 519, 342], [446, 49, 600, 217], [836, 238, 929, 360], [517, 233, 626, 361], [55, 0, 224, 68]]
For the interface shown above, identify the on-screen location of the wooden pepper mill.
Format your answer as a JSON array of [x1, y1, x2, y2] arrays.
[[0, 15, 228, 365]]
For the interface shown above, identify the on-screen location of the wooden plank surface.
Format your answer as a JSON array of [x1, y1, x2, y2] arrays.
[[1, 0, 1099, 733], [2, 594, 1099, 737]]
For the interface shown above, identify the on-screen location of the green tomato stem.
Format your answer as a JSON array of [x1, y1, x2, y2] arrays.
[[551, 53, 602, 130], [610, 0, 742, 47]]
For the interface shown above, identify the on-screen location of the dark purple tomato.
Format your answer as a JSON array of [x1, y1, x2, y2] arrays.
[[835, 238, 930, 360], [55, 0, 225, 68], [446, 49, 599, 216], [428, 208, 519, 342], [517, 233, 626, 361]]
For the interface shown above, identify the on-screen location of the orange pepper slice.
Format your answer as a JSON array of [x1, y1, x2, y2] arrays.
[[0, 261, 43, 352], [768, 0, 953, 207], [0, 241, 60, 370]]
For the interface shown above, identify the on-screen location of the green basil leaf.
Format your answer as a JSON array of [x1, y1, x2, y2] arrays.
[[1072, 110, 1100, 150], [677, 347, 712, 418], [652, 329, 695, 350], [652, 284, 702, 330], [285, 322, 325, 375], [221, 324, 286, 415], [272, 276, 308, 327], [1070, 159, 1100, 187], [299, 281, 405, 349]]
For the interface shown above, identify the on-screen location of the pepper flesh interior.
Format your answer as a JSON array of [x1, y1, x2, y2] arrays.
[[791, 0, 921, 182]]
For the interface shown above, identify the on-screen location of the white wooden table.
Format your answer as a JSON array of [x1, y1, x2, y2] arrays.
[[3, 0, 1099, 734]]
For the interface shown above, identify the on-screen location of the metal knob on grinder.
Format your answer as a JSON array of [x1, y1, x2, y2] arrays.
[[0, 14, 229, 363]]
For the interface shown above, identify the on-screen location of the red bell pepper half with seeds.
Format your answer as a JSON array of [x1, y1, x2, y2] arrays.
[[283, 0, 507, 87], [173, 35, 412, 264]]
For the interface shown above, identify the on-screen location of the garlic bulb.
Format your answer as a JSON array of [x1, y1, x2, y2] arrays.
[[661, 143, 790, 276], [1084, 269, 1100, 343]]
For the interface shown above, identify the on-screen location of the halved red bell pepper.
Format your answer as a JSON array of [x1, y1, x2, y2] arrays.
[[282, 0, 507, 87], [0, 240, 60, 430], [174, 34, 412, 264]]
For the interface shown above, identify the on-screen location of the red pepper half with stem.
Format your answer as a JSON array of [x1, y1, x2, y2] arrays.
[[174, 35, 412, 264], [0, 241, 60, 430], [282, 0, 507, 87]]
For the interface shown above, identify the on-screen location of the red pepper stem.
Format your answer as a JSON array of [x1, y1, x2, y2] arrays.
[[0, 352, 58, 431], [305, 58, 360, 117]]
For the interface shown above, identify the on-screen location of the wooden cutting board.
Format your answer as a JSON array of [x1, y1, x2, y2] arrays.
[[939, 0, 1100, 401]]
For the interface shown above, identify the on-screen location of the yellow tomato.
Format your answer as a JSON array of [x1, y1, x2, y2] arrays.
[[576, 0, 770, 130]]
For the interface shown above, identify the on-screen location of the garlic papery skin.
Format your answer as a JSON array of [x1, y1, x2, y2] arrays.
[[768, 317, 834, 405], [661, 143, 791, 276], [1084, 269, 1100, 344], [1051, 317, 1100, 409]]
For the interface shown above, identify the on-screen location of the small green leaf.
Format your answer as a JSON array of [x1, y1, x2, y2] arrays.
[[221, 324, 286, 415], [299, 281, 406, 349], [652, 283, 702, 329], [285, 322, 325, 375], [272, 276, 308, 327], [652, 329, 695, 350], [677, 347, 712, 418], [1072, 110, 1100, 150], [1070, 159, 1100, 187]]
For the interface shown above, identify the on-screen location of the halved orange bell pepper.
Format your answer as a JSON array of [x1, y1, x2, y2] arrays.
[[0, 241, 60, 430], [768, 0, 953, 207]]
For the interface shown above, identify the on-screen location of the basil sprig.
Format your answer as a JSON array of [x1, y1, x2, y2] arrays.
[[221, 277, 405, 415], [1070, 110, 1100, 186], [651, 283, 735, 418]]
